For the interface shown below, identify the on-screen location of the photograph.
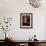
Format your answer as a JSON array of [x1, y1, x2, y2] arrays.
[[20, 13, 33, 28]]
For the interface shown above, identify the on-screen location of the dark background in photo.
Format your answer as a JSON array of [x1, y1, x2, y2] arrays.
[[22, 16, 30, 26]]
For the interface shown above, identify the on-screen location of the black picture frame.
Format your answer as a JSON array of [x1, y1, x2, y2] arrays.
[[20, 13, 33, 29]]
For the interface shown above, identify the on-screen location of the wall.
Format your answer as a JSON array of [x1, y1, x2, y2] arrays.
[[0, 0, 46, 40]]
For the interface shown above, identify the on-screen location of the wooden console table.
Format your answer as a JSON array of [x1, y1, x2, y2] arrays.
[[5, 39, 46, 46], [13, 40, 46, 46]]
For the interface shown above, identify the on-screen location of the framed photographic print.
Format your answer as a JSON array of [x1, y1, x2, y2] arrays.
[[20, 13, 33, 28]]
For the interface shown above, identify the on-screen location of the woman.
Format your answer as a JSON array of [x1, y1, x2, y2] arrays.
[[22, 16, 30, 26]]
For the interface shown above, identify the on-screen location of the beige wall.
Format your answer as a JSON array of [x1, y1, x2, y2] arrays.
[[0, 0, 46, 40]]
